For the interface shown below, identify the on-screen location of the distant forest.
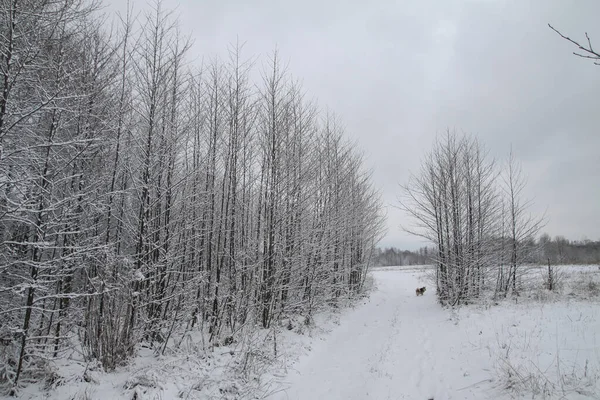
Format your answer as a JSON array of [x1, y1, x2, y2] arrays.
[[375, 235, 600, 267], [373, 247, 434, 266]]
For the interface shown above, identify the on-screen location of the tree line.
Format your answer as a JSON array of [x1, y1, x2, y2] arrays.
[[0, 0, 384, 389], [373, 247, 433, 266], [374, 236, 600, 269], [538, 235, 600, 265]]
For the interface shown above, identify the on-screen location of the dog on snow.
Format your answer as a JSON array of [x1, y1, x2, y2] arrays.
[[415, 286, 426, 296]]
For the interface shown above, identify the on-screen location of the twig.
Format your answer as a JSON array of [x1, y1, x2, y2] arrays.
[[457, 378, 494, 391], [549, 24, 600, 65]]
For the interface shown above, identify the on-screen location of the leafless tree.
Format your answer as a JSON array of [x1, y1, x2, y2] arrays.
[[499, 148, 546, 296]]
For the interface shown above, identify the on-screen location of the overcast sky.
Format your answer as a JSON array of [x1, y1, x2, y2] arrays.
[[107, 0, 600, 249]]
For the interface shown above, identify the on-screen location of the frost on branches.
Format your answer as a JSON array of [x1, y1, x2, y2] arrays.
[[0, 0, 384, 394]]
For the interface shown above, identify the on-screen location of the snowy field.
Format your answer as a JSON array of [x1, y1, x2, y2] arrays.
[[5, 265, 600, 400], [269, 265, 600, 400]]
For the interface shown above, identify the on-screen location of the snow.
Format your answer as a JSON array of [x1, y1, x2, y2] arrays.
[[269, 266, 600, 400], [5, 265, 600, 399], [268, 266, 482, 400]]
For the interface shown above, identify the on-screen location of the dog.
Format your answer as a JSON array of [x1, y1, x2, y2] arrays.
[[415, 286, 426, 296]]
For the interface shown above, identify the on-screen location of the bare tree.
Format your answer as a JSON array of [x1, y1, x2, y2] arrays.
[[0, 0, 107, 387], [500, 148, 546, 296]]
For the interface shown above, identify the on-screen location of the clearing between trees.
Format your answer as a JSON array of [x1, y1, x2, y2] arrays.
[[270, 265, 600, 400]]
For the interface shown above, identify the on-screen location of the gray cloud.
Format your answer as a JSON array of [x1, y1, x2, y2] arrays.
[[108, 0, 600, 248]]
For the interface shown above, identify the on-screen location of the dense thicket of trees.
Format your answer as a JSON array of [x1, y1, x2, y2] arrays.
[[399, 131, 546, 305], [0, 0, 384, 390]]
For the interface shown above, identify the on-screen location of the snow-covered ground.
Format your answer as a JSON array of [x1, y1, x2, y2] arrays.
[[270, 265, 600, 400], [6, 265, 600, 399]]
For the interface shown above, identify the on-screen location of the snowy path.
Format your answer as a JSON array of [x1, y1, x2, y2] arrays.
[[270, 267, 497, 400]]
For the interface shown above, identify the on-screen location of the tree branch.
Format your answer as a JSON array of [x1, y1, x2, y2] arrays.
[[549, 24, 600, 65]]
